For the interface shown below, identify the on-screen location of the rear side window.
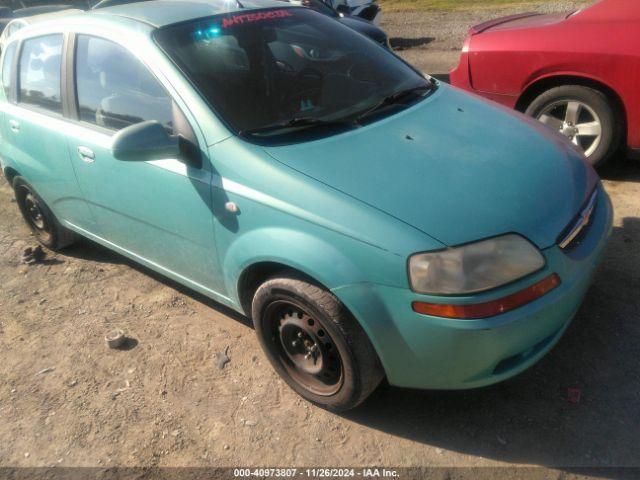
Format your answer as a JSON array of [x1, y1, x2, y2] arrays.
[[18, 34, 63, 114], [75, 35, 173, 132], [2, 41, 16, 99]]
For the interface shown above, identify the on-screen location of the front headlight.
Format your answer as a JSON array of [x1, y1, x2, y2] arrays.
[[408, 234, 545, 295]]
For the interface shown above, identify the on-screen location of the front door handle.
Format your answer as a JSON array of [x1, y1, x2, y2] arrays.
[[9, 120, 20, 133], [77, 146, 95, 163]]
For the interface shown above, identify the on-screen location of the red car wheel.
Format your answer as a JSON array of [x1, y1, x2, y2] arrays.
[[525, 86, 620, 168]]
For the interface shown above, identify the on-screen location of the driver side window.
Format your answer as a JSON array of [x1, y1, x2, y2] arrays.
[[75, 35, 175, 133]]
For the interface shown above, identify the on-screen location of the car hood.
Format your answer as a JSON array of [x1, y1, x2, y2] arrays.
[[263, 85, 598, 249]]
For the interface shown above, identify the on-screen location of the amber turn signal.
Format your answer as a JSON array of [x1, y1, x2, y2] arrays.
[[412, 274, 561, 320]]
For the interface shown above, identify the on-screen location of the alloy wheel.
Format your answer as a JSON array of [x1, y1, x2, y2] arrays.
[[537, 100, 603, 158]]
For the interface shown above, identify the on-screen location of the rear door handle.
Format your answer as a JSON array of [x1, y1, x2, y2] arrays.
[[9, 120, 20, 133], [77, 146, 95, 163]]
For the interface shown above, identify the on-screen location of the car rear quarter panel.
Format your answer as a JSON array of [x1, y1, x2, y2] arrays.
[[467, 21, 640, 147], [0, 104, 88, 222]]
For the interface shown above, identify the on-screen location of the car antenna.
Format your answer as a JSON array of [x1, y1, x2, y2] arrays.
[[236, 0, 244, 7]]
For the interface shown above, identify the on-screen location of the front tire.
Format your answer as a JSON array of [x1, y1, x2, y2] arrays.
[[252, 275, 383, 411], [13, 176, 77, 251], [525, 85, 621, 168]]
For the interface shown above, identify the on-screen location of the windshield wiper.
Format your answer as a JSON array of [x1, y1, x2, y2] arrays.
[[240, 82, 434, 136], [352, 84, 433, 123], [240, 116, 356, 136]]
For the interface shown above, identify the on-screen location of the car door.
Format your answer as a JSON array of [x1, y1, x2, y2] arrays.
[[0, 34, 93, 230], [0, 41, 16, 171], [64, 34, 225, 297]]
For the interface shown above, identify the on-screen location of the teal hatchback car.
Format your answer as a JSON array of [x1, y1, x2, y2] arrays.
[[0, 0, 612, 410]]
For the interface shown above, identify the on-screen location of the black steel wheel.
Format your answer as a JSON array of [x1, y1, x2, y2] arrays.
[[13, 176, 77, 250], [252, 274, 383, 411], [264, 300, 344, 396], [21, 189, 53, 244]]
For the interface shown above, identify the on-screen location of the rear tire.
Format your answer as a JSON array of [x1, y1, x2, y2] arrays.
[[252, 274, 383, 411], [13, 176, 77, 251], [525, 85, 621, 168]]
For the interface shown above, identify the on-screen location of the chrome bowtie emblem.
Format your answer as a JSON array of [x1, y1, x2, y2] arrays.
[[558, 190, 598, 249]]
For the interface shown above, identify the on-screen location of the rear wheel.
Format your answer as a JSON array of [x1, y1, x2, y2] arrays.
[[525, 85, 621, 168], [13, 176, 77, 250], [252, 275, 383, 411]]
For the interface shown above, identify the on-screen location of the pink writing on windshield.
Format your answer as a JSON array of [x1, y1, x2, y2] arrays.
[[222, 9, 294, 28]]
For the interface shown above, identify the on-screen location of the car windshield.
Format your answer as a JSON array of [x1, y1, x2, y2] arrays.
[[154, 7, 432, 143]]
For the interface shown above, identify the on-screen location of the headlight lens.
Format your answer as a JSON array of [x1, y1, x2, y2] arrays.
[[409, 234, 545, 295]]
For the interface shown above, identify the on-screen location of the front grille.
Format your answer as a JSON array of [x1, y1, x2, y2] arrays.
[[557, 188, 598, 251]]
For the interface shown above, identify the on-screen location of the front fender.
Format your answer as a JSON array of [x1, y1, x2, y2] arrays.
[[210, 136, 444, 311], [222, 226, 375, 308], [220, 225, 411, 379]]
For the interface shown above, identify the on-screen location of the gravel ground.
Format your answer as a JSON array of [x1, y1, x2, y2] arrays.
[[1, 0, 640, 476], [2, 158, 639, 475], [383, 0, 592, 73]]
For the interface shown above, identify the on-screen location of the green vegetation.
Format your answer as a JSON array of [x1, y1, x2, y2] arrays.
[[379, 0, 575, 12]]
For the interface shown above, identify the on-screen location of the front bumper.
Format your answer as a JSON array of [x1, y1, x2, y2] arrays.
[[333, 185, 613, 390]]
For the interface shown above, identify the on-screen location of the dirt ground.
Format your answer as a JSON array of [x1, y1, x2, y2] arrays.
[[1, 0, 640, 476]]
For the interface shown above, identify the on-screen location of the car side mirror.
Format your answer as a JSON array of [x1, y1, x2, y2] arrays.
[[111, 120, 201, 168]]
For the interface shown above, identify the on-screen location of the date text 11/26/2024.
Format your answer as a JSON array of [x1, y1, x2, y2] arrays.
[[233, 468, 400, 478]]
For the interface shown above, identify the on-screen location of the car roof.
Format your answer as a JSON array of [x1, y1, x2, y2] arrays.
[[10, 7, 81, 23], [91, 0, 295, 28], [12, 4, 74, 16]]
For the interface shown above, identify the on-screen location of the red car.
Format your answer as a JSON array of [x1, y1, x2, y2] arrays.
[[450, 0, 639, 167]]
